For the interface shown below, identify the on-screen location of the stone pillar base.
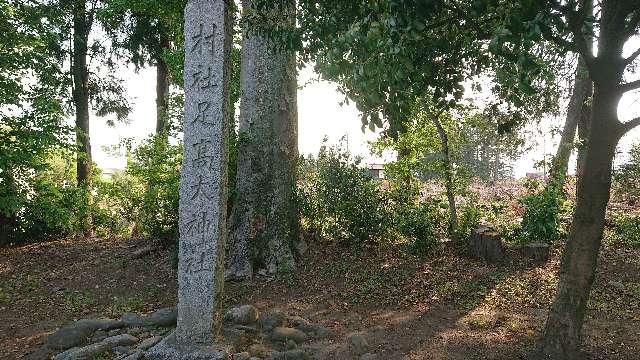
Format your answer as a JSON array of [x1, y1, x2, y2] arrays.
[[146, 332, 229, 360]]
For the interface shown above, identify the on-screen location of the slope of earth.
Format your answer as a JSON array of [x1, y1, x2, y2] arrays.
[[1, 232, 638, 359]]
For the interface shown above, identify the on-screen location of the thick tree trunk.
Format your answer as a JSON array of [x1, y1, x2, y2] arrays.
[[549, 57, 592, 185], [226, 0, 299, 280], [431, 116, 458, 237], [539, 83, 623, 360], [155, 37, 171, 135], [73, 0, 92, 187]]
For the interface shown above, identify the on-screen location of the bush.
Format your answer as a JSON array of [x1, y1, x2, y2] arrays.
[[298, 140, 389, 247], [519, 179, 570, 244], [610, 213, 640, 248], [615, 143, 640, 204], [1, 150, 88, 244], [125, 136, 182, 242]]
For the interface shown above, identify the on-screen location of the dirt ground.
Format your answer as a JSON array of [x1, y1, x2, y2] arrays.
[[1, 232, 638, 360]]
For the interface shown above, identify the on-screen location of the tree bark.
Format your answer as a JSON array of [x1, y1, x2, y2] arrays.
[[539, 0, 629, 353], [548, 57, 592, 185], [431, 115, 458, 237], [155, 36, 171, 135], [72, 0, 92, 235], [72, 0, 92, 187], [226, 0, 299, 281]]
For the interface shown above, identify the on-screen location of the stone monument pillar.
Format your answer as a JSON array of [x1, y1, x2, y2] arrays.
[[147, 0, 231, 358]]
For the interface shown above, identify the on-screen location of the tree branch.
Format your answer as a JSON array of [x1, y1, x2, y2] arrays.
[[622, 116, 640, 133], [624, 47, 640, 66], [620, 79, 640, 93]]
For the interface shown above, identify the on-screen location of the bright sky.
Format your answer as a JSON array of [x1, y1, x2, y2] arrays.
[[91, 60, 640, 179]]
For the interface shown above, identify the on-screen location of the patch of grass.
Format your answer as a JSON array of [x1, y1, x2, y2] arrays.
[[21, 274, 43, 292], [109, 296, 146, 316], [62, 291, 98, 314]]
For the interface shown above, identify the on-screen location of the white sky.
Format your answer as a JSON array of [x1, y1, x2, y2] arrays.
[[91, 61, 640, 179]]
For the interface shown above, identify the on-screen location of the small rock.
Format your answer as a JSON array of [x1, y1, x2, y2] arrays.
[[233, 352, 251, 360], [360, 353, 377, 360], [286, 339, 297, 350], [224, 305, 259, 325], [108, 329, 124, 337], [286, 315, 310, 327], [295, 323, 330, 339], [272, 349, 310, 360], [130, 246, 155, 259], [259, 310, 286, 331], [347, 333, 369, 356], [271, 327, 307, 344], [121, 307, 177, 328]]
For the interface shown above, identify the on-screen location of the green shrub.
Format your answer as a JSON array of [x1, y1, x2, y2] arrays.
[[456, 201, 484, 242], [614, 143, 640, 204], [610, 214, 640, 248], [396, 199, 446, 255], [298, 139, 389, 247], [125, 136, 182, 242], [519, 180, 570, 244]]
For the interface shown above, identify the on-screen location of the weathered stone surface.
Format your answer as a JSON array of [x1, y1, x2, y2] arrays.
[[54, 334, 138, 360], [224, 305, 259, 325], [146, 333, 228, 360], [47, 319, 125, 350], [121, 307, 177, 328], [347, 333, 369, 356], [258, 310, 286, 332], [270, 327, 308, 344], [469, 227, 505, 263], [175, 0, 233, 347]]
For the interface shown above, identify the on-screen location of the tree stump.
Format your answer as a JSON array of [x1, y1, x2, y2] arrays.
[[519, 243, 551, 262], [469, 227, 505, 263]]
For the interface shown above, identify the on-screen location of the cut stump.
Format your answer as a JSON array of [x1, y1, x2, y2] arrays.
[[469, 227, 505, 263]]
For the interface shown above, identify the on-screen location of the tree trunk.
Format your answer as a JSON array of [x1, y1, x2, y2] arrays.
[[431, 115, 458, 237], [72, 0, 92, 235], [548, 57, 592, 185], [73, 0, 91, 187], [226, 0, 298, 281], [539, 80, 623, 360], [575, 93, 592, 183], [155, 37, 171, 135]]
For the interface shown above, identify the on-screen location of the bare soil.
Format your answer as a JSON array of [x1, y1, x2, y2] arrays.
[[1, 233, 638, 359]]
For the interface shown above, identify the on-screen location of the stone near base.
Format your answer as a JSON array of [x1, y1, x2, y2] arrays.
[[146, 333, 229, 360]]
